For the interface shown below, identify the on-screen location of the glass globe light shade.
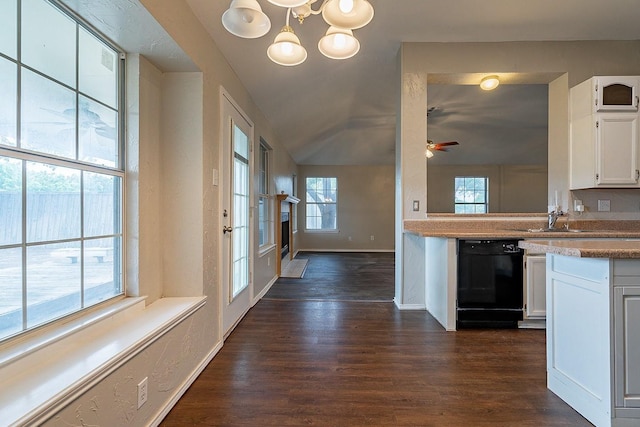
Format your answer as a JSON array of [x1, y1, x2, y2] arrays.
[[318, 26, 360, 60], [322, 0, 374, 29], [222, 0, 271, 39], [267, 26, 308, 66]]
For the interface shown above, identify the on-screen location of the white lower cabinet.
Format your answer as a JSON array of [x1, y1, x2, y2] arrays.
[[524, 254, 546, 319], [546, 254, 640, 426], [614, 286, 640, 414]]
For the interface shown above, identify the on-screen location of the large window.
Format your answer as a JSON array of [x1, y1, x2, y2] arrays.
[[257, 139, 271, 248], [306, 177, 337, 231], [454, 176, 488, 213], [0, 0, 124, 341]]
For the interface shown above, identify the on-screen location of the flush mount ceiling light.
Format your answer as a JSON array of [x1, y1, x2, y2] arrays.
[[480, 75, 500, 90], [222, 0, 374, 66]]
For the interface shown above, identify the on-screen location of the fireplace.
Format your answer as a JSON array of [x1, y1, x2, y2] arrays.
[[281, 212, 289, 259]]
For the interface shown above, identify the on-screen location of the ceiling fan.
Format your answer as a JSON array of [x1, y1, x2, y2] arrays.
[[425, 140, 459, 158]]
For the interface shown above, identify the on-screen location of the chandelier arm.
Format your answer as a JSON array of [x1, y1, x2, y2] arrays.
[[308, 0, 330, 15], [285, 7, 291, 26]]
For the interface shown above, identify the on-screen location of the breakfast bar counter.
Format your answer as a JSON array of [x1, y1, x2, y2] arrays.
[[518, 239, 640, 427], [519, 239, 640, 258]]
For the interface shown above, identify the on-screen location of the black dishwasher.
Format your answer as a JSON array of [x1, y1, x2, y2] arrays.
[[457, 239, 524, 329]]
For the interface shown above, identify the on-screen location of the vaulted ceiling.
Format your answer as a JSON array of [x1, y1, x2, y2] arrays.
[[63, 0, 640, 166], [185, 0, 640, 166]]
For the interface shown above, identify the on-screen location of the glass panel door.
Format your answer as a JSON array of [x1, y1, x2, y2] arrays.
[[231, 124, 249, 299]]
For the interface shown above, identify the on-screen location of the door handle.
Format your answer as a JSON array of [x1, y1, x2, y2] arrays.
[[223, 225, 233, 234]]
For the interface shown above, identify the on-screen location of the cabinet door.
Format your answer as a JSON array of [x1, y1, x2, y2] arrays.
[[524, 255, 546, 319], [596, 114, 639, 186], [614, 286, 640, 408], [595, 76, 639, 112]]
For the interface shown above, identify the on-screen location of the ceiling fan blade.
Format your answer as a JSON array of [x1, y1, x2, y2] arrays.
[[431, 146, 450, 152]]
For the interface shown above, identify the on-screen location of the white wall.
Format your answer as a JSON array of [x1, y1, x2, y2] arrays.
[[161, 72, 204, 297]]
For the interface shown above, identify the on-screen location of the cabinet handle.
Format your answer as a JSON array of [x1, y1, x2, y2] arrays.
[[636, 170, 639, 182], [636, 95, 639, 109]]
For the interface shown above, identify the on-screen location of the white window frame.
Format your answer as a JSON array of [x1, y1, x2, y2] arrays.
[[257, 138, 273, 251], [454, 176, 489, 213], [305, 177, 338, 232], [0, 0, 125, 343], [291, 173, 298, 233]]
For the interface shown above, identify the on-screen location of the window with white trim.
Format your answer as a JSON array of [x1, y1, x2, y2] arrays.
[[291, 173, 298, 232], [454, 176, 488, 213], [0, 0, 124, 342], [305, 177, 337, 231], [257, 139, 272, 248]]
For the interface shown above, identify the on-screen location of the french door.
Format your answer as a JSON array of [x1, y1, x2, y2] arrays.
[[221, 90, 253, 335]]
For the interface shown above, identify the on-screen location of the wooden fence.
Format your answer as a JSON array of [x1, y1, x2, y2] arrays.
[[0, 193, 117, 245]]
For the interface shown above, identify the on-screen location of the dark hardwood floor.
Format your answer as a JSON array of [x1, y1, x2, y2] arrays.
[[264, 252, 395, 301], [161, 253, 591, 426]]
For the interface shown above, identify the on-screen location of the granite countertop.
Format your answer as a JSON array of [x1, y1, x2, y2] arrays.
[[403, 217, 640, 239], [518, 239, 640, 259]]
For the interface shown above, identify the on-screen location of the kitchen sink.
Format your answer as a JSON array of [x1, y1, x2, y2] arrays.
[[527, 228, 584, 233], [508, 228, 585, 233]]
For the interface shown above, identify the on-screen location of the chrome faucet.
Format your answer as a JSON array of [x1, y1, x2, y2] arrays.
[[548, 210, 563, 229]]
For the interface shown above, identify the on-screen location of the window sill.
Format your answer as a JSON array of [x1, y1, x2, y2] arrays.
[[259, 243, 277, 257], [0, 295, 207, 426], [304, 229, 340, 234]]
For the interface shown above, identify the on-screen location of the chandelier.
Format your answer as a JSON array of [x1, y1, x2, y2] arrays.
[[222, 0, 374, 66]]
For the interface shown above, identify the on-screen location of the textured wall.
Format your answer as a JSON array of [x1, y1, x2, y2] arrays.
[[427, 164, 547, 213], [297, 165, 395, 251], [43, 305, 213, 426]]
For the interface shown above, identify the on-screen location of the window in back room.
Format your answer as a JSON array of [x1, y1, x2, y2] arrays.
[[0, 0, 125, 342], [454, 176, 488, 213], [305, 177, 337, 231]]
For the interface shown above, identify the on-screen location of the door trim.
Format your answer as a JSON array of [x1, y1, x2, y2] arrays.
[[219, 86, 254, 338]]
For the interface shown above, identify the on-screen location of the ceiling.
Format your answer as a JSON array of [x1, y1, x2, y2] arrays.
[[183, 0, 640, 166], [63, 0, 640, 166]]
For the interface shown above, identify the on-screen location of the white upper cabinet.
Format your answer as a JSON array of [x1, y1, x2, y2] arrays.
[[570, 76, 640, 189]]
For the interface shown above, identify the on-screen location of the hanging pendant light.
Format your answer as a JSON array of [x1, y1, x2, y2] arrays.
[[318, 26, 360, 60], [221, 0, 375, 66], [267, 26, 308, 66], [222, 0, 271, 39], [322, 0, 374, 29], [267, 0, 308, 7]]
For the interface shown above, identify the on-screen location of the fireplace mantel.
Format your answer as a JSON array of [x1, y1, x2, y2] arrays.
[[277, 194, 300, 205], [276, 194, 299, 276]]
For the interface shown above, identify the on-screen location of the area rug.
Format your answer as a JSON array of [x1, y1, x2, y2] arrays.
[[280, 259, 308, 278]]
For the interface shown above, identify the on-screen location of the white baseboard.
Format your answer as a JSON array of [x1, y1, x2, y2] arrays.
[[253, 275, 278, 306], [394, 298, 426, 310], [151, 340, 223, 426]]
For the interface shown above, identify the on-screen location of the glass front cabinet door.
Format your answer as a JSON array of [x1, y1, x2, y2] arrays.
[[595, 76, 640, 112]]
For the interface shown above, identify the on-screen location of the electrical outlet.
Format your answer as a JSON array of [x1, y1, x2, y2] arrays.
[[573, 199, 584, 212], [412, 200, 420, 211], [597, 199, 611, 212], [370, 235, 375, 241], [137, 377, 148, 409]]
